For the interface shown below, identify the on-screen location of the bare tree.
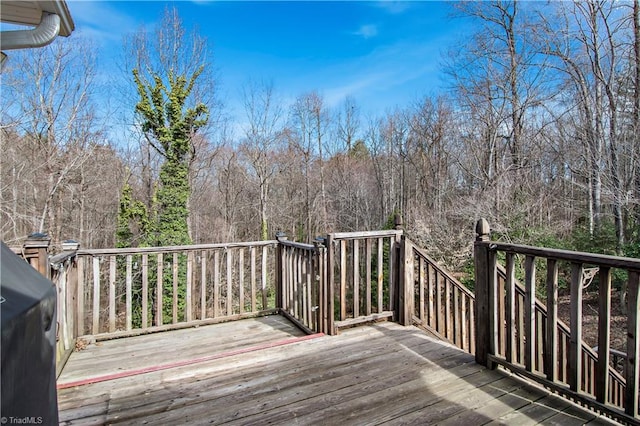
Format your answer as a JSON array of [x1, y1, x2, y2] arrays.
[[240, 80, 286, 240], [0, 36, 114, 247], [289, 91, 330, 240]]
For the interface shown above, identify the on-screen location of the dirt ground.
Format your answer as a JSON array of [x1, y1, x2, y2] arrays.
[[557, 289, 628, 353]]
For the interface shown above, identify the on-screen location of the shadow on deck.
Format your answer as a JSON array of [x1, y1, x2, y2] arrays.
[[57, 315, 616, 425]]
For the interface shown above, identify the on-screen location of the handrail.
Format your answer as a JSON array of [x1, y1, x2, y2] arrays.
[[474, 218, 639, 423], [489, 242, 640, 271], [77, 240, 277, 256]]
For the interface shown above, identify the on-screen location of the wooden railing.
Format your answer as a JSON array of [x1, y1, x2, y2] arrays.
[[276, 236, 325, 334], [74, 241, 278, 338], [474, 218, 640, 423], [17, 218, 637, 421], [402, 237, 476, 354], [326, 230, 403, 333]]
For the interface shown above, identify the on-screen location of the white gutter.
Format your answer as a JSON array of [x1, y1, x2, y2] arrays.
[[0, 12, 61, 51]]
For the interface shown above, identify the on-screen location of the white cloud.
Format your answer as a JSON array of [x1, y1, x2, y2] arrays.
[[353, 24, 378, 39], [374, 1, 411, 15], [66, 1, 146, 45]]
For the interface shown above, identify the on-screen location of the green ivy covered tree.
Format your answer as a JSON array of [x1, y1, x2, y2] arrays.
[[133, 68, 209, 247], [129, 67, 208, 323]]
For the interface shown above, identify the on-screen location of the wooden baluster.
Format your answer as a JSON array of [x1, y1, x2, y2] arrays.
[[201, 250, 207, 319], [261, 245, 268, 309], [377, 237, 383, 313], [213, 251, 220, 316], [595, 267, 611, 404], [226, 249, 233, 316], [419, 256, 425, 326], [76, 255, 85, 336], [366, 239, 372, 316], [250, 247, 257, 313], [625, 271, 639, 418], [141, 254, 148, 329], [172, 253, 179, 324], [186, 251, 193, 322], [126, 255, 133, 331], [524, 255, 536, 372], [569, 262, 583, 393], [108, 256, 116, 333], [239, 248, 245, 315], [340, 239, 347, 320], [156, 253, 163, 326], [92, 257, 100, 335], [353, 239, 360, 319], [545, 259, 559, 382], [506, 253, 516, 364]]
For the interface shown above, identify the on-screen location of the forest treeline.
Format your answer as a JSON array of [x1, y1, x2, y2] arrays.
[[1, 1, 639, 273]]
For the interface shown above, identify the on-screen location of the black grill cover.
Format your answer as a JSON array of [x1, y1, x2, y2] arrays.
[[1, 241, 58, 424]]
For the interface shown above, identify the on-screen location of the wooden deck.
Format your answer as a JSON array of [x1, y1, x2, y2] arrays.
[[58, 316, 618, 425]]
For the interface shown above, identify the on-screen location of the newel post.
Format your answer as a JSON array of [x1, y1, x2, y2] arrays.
[[474, 218, 494, 368], [23, 233, 51, 279]]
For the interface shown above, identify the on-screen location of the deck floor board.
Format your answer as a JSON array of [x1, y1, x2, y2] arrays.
[[58, 316, 619, 425]]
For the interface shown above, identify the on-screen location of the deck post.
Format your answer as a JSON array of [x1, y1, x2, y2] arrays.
[[275, 232, 287, 311], [23, 233, 51, 278], [399, 236, 414, 326], [474, 218, 495, 369], [326, 233, 336, 335]]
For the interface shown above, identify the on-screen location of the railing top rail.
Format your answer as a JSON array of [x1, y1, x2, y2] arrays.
[[481, 241, 640, 271], [329, 230, 403, 240], [50, 251, 78, 265], [77, 240, 277, 256], [278, 240, 317, 250]]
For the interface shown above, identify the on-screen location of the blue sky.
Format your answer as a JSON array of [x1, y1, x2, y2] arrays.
[[67, 1, 467, 127]]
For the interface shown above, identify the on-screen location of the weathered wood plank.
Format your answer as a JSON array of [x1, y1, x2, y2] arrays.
[[59, 318, 612, 426]]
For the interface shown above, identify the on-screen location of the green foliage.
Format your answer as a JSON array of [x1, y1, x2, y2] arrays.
[[116, 182, 149, 248], [571, 220, 619, 256], [459, 258, 475, 292], [348, 139, 370, 159]]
